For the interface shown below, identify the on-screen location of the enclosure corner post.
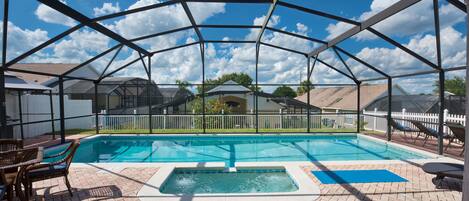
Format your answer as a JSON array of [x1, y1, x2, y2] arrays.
[[387, 77, 392, 141], [0, 0, 9, 138], [94, 81, 99, 134], [356, 81, 361, 133], [59, 77, 66, 144], [462, 1, 469, 199], [148, 56, 153, 134]]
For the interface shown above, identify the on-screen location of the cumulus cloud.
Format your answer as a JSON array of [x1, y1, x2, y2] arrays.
[[35, 1, 76, 27], [0, 22, 49, 61], [93, 2, 121, 17], [326, 0, 465, 41]]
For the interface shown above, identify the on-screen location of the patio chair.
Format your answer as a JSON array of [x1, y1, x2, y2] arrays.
[[390, 118, 419, 139], [410, 120, 454, 148], [445, 122, 465, 155], [25, 140, 80, 197], [422, 162, 463, 188], [0, 139, 23, 152], [0, 147, 41, 201]]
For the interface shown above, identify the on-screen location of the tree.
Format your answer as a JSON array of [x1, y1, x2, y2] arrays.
[[176, 80, 190, 90], [433, 76, 466, 96], [297, 80, 314, 96], [273, 85, 297, 98], [196, 73, 258, 94]]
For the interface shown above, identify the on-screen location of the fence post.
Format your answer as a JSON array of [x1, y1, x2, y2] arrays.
[[103, 110, 106, 130], [373, 108, 377, 131], [133, 110, 137, 129], [222, 109, 225, 129], [443, 109, 448, 133], [279, 108, 283, 129], [251, 109, 254, 129], [192, 109, 195, 129], [401, 108, 406, 126], [163, 109, 167, 130]]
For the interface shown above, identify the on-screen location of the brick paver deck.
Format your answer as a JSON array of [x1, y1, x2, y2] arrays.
[[32, 166, 158, 201], [303, 163, 462, 201]]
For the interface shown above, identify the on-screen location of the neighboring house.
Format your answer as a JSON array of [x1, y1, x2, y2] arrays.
[[63, 77, 162, 114], [189, 80, 320, 114], [153, 87, 194, 114], [296, 84, 407, 113], [365, 93, 466, 114], [8, 63, 101, 93]]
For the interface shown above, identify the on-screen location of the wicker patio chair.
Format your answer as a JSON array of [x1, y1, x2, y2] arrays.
[[445, 122, 465, 156], [0, 139, 23, 152], [410, 120, 454, 148], [25, 140, 80, 197], [0, 147, 42, 201], [390, 118, 419, 139]]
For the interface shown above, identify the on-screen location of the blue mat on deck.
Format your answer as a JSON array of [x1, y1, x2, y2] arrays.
[[312, 169, 407, 184]]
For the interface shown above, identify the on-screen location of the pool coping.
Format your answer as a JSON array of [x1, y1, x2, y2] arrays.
[[137, 163, 320, 201]]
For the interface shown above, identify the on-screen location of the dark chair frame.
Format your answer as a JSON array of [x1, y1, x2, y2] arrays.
[[390, 118, 420, 139], [25, 140, 80, 197], [445, 122, 465, 156], [410, 120, 454, 148]]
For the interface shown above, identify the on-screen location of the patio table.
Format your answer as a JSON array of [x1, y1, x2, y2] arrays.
[[0, 147, 43, 201]]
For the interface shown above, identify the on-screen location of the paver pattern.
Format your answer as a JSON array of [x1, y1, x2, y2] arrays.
[[32, 166, 158, 201], [303, 163, 462, 201]]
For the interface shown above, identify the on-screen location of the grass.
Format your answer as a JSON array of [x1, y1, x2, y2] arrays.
[[48, 128, 357, 135]]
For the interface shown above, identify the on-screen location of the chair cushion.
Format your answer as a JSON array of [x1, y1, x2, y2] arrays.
[[27, 163, 67, 180]]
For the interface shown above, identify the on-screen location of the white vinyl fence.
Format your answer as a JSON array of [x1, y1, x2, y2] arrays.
[[363, 108, 465, 134], [7, 94, 92, 139], [95, 112, 358, 131]]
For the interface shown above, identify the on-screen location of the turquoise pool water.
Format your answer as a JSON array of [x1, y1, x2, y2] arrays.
[[49, 135, 428, 163], [160, 168, 298, 194]]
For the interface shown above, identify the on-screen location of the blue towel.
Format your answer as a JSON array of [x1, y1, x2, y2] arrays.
[[312, 169, 407, 184]]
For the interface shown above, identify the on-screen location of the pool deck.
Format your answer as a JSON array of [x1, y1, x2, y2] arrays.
[[27, 133, 464, 201]]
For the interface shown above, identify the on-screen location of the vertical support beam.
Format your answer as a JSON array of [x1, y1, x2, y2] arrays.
[[148, 56, 153, 134], [387, 77, 392, 141], [255, 44, 260, 133], [438, 71, 445, 155], [49, 90, 55, 139], [17, 91, 24, 139], [200, 43, 206, 133], [356, 82, 361, 133], [306, 56, 310, 133], [0, 0, 9, 138], [434, 0, 445, 155], [94, 82, 99, 134], [59, 77, 65, 144], [462, 1, 469, 198]]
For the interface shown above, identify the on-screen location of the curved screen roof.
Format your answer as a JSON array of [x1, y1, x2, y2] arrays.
[[1, 0, 467, 87]]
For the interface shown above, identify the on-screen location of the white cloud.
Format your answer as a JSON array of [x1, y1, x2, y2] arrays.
[[35, 1, 76, 27], [0, 22, 49, 61], [326, 0, 465, 41], [93, 2, 121, 17]]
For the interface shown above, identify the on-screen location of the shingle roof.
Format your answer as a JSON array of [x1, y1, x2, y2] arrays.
[[7, 63, 79, 84], [207, 80, 251, 94], [296, 84, 390, 111], [4, 73, 51, 91]]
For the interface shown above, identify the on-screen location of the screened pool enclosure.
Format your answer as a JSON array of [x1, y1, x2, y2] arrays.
[[0, 0, 468, 158]]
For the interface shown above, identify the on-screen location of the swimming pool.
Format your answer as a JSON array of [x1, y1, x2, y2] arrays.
[[50, 134, 430, 163]]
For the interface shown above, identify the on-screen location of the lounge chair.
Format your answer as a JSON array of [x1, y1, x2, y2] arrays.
[[410, 120, 454, 147], [422, 162, 463, 188], [25, 140, 80, 197], [445, 122, 465, 155], [390, 118, 419, 139]]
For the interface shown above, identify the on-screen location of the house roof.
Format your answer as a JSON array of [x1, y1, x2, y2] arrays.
[[7, 63, 79, 84], [63, 77, 152, 95], [206, 80, 251, 94], [296, 84, 390, 111], [366, 95, 439, 113], [4, 72, 51, 91], [159, 88, 181, 98]]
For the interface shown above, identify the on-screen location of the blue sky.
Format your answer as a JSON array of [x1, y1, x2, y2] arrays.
[[0, 0, 467, 94]]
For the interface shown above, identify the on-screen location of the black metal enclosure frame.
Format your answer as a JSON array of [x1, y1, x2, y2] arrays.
[[0, 0, 467, 155]]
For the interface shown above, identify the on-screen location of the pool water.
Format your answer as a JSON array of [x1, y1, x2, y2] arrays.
[[160, 168, 298, 194], [47, 135, 428, 163]]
